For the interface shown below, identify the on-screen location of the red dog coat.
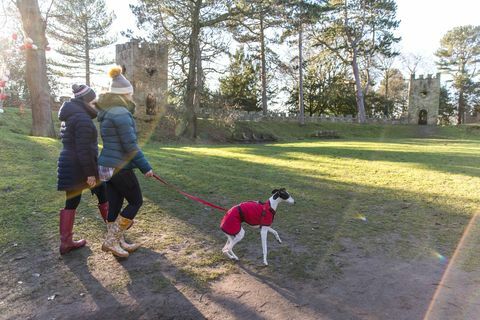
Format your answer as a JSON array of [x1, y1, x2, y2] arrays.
[[220, 200, 276, 236]]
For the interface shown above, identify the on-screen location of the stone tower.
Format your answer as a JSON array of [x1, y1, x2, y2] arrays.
[[407, 73, 440, 125], [116, 40, 168, 114]]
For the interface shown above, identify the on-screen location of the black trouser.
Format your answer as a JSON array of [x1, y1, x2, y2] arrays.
[[65, 183, 107, 210], [106, 169, 143, 222]]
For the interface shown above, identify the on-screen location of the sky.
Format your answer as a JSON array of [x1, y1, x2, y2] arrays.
[[2, 0, 480, 97], [102, 0, 480, 81], [394, 0, 480, 73]]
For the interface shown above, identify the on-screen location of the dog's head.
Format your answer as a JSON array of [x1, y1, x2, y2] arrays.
[[272, 188, 295, 204]]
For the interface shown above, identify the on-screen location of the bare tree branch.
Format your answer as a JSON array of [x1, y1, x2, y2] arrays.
[[44, 0, 54, 25]]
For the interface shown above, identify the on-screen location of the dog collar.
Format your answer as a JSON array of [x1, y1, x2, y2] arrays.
[[266, 200, 276, 216]]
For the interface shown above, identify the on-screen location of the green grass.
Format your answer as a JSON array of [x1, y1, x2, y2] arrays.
[[1, 107, 480, 285]]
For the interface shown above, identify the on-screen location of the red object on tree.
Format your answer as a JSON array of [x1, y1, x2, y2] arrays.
[[0, 94, 7, 101], [25, 43, 33, 49], [12, 33, 18, 41], [0, 81, 5, 88]]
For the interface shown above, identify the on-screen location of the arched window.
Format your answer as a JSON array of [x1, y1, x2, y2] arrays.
[[418, 109, 428, 125]]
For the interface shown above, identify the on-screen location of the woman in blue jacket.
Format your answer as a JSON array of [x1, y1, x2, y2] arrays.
[[97, 66, 155, 258], [57, 84, 108, 255]]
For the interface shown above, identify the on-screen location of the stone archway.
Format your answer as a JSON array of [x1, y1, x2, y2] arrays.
[[418, 109, 428, 125]]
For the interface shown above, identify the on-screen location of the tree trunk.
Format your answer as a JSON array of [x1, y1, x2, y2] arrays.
[[192, 40, 202, 134], [260, 11, 268, 116], [298, 22, 305, 125], [85, 22, 90, 86], [458, 88, 465, 125], [183, 0, 202, 139], [17, 0, 55, 137], [384, 70, 389, 116], [351, 48, 366, 123]]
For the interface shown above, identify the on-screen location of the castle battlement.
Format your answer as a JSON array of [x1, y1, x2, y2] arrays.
[[407, 72, 440, 125], [410, 73, 441, 81]]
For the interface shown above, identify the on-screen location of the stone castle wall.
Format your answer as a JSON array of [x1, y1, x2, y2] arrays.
[[407, 73, 440, 125], [116, 40, 168, 112], [196, 108, 409, 124]]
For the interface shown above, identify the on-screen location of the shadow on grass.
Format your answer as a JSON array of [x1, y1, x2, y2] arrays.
[[114, 247, 207, 319], [237, 263, 368, 320], [233, 142, 480, 178], [1, 136, 477, 319], [142, 147, 471, 280], [61, 247, 125, 316]]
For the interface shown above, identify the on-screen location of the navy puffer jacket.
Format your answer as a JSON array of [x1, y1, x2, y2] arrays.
[[57, 99, 99, 191], [96, 93, 152, 173]]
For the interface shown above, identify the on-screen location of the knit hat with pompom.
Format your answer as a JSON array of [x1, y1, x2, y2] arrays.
[[108, 66, 133, 95], [72, 84, 96, 103]]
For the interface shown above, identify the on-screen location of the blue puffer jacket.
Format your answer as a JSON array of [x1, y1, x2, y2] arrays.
[[57, 99, 99, 191], [96, 93, 152, 173]]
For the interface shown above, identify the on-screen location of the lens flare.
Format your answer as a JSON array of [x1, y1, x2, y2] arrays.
[[354, 213, 367, 222], [432, 251, 447, 263], [424, 211, 480, 319]]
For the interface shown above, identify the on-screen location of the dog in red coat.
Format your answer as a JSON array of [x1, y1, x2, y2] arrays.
[[220, 188, 295, 266]]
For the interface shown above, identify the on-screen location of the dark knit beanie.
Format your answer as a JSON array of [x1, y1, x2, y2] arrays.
[[72, 84, 96, 103]]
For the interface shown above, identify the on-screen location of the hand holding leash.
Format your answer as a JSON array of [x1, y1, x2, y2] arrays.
[[86, 176, 96, 187], [144, 170, 154, 178]]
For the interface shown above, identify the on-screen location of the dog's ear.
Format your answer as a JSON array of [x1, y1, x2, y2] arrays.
[[272, 189, 280, 200], [279, 189, 290, 200]]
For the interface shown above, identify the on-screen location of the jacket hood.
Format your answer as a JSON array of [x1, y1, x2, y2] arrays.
[[96, 93, 136, 114], [58, 98, 97, 121]]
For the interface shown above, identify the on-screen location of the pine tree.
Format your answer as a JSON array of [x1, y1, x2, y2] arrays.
[[48, 0, 115, 86], [286, 53, 356, 116], [377, 68, 407, 116], [219, 47, 260, 112], [314, 0, 400, 123], [131, 0, 237, 139], [227, 0, 283, 115], [435, 25, 480, 124], [280, 0, 330, 124]]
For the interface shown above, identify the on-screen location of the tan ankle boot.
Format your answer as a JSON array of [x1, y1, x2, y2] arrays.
[[118, 216, 141, 253], [120, 236, 141, 253], [102, 221, 129, 258]]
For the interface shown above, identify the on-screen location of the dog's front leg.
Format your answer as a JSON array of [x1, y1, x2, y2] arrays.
[[261, 226, 269, 266], [267, 227, 282, 243]]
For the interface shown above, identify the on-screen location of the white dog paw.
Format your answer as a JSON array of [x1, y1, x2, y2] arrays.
[[223, 250, 239, 261], [277, 238, 282, 244], [222, 250, 233, 259], [263, 261, 269, 266]]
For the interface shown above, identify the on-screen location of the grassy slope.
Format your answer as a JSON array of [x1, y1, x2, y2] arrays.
[[1, 107, 480, 285]]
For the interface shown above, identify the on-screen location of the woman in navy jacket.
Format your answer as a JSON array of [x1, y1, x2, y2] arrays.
[[57, 84, 108, 255], [97, 66, 154, 258]]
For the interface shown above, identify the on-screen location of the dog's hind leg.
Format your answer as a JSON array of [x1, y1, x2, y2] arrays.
[[222, 235, 235, 259], [222, 237, 231, 253], [228, 228, 245, 261]]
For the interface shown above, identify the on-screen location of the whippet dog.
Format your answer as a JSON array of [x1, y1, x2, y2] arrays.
[[220, 188, 295, 265]]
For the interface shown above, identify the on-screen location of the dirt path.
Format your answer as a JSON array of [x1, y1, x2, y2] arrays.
[[2, 216, 480, 320]]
